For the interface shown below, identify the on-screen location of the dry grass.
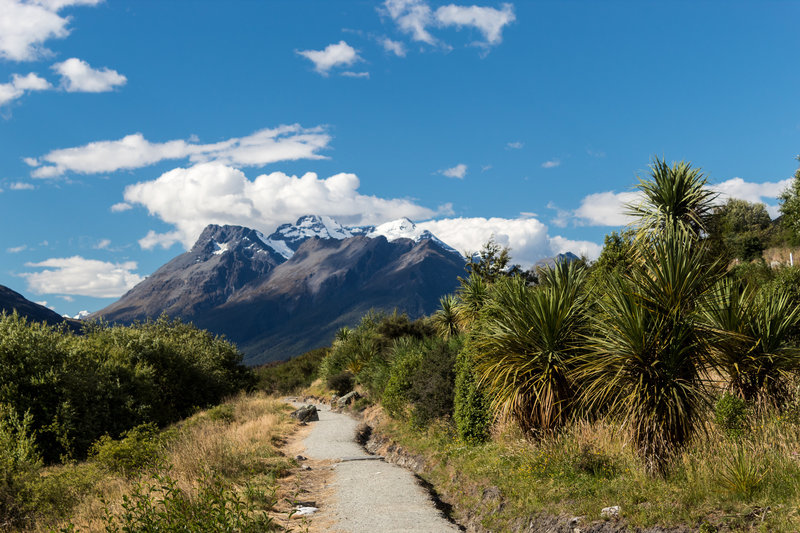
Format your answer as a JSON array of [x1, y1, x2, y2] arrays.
[[373, 406, 800, 532], [23, 393, 296, 532]]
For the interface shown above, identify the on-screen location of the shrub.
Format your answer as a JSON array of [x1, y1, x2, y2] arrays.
[[90, 423, 161, 478], [100, 469, 277, 532], [0, 404, 41, 526], [327, 371, 355, 396], [714, 393, 749, 439], [382, 338, 423, 418], [407, 337, 459, 428], [453, 346, 492, 444], [254, 347, 328, 394]]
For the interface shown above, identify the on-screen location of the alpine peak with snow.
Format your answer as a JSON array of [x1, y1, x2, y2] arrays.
[[94, 215, 467, 365]]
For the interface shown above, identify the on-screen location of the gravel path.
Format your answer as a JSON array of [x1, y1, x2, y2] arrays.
[[291, 400, 460, 533]]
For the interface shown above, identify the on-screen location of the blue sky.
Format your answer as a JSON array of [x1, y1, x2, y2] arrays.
[[1, 0, 799, 317]]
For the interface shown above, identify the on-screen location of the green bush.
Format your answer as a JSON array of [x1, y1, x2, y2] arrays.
[[407, 337, 459, 428], [327, 371, 355, 396], [0, 404, 42, 526], [453, 346, 492, 444], [99, 470, 277, 532], [90, 423, 161, 478], [715, 393, 749, 439], [0, 312, 253, 464], [382, 338, 423, 418], [254, 347, 328, 394]]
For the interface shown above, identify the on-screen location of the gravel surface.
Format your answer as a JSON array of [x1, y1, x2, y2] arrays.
[[291, 400, 460, 533]]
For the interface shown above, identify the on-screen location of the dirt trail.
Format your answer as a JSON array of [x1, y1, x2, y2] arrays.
[[289, 399, 460, 533]]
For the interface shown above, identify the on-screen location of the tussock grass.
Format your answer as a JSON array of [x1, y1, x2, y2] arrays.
[[16, 393, 294, 532], [375, 409, 800, 531]]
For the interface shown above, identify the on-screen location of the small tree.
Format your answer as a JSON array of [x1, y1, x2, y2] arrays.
[[778, 155, 800, 245]]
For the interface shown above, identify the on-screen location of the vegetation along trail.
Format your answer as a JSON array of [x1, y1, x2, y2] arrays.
[[289, 399, 460, 532]]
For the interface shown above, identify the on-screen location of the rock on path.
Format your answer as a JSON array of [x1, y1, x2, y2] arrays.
[[291, 400, 460, 533]]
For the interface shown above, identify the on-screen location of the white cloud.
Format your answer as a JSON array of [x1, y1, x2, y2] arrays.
[[0, 0, 101, 61], [94, 238, 110, 249], [383, 0, 436, 44], [506, 141, 523, 149], [21, 255, 143, 298], [341, 71, 370, 78], [382, 0, 515, 48], [440, 163, 467, 179], [34, 300, 55, 310], [7, 245, 28, 253], [0, 72, 52, 106], [8, 181, 35, 190], [52, 57, 127, 92], [571, 176, 793, 227], [297, 41, 362, 76], [434, 3, 515, 46], [381, 37, 407, 56], [573, 190, 641, 227], [417, 216, 601, 268], [110, 202, 132, 212], [123, 162, 449, 249], [541, 159, 561, 169], [29, 124, 331, 178]]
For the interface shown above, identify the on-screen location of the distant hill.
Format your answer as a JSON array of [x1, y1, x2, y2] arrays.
[[0, 285, 79, 329], [94, 216, 466, 365], [534, 251, 580, 270]]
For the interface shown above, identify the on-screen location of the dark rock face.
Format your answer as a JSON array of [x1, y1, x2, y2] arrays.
[[95, 221, 465, 365], [0, 284, 78, 329]]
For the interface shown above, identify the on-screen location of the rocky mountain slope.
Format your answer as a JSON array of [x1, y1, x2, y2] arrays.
[[0, 284, 80, 329], [95, 216, 465, 365]]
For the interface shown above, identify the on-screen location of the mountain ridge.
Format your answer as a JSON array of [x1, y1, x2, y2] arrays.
[[94, 216, 466, 365]]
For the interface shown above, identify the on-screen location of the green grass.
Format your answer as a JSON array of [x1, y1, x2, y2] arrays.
[[373, 411, 800, 531]]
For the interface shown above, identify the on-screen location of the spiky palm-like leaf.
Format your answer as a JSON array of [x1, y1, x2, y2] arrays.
[[702, 279, 800, 406], [473, 263, 588, 434], [433, 294, 460, 338], [581, 230, 719, 475], [627, 157, 717, 236], [455, 274, 489, 329]]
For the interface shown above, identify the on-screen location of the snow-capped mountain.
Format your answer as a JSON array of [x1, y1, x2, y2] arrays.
[[257, 215, 457, 259], [94, 216, 466, 365]]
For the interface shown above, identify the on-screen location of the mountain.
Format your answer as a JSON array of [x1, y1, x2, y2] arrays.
[[534, 252, 581, 270], [0, 284, 79, 329], [94, 216, 466, 365]]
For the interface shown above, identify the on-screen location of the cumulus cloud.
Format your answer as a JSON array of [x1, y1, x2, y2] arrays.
[[0, 72, 51, 106], [297, 41, 362, 76], [440, 163, 467, 179], [573, 190, 641, 227], [506, 141, 523, 149], [382, 0, 436, 44], [381, 37, 407, 56], [572, 176, 793, 227], [382, 0, 515, 48], [541, 159, 560, 169], [123, 162, 449, 249], [94, 238, 110, 249], [52, 57, 126, 92], [28, 124, 331, 178], [0, 0, 101, 61], [434, 3, 515, 46], [21, 255, 143, 298], [417, 216, 601, 267], [7, 245, 28, 253]]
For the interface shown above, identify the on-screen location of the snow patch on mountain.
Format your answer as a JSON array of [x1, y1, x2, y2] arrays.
[[213, 242, 229, 255]]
